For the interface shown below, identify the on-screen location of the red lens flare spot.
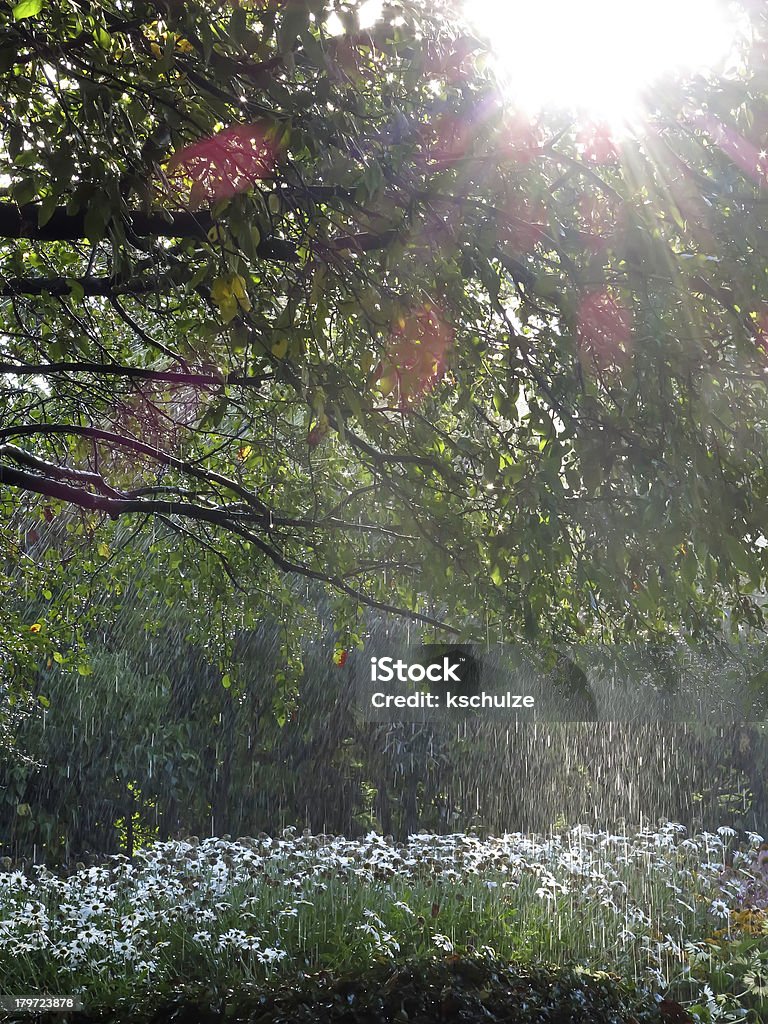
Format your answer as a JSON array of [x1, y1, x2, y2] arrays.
[[329, 36, 364, 80], [577, 122, 620, 165], [577, 291, 632, 368], [501, 193, 547, 253], [502, 113, 542, 165], [694, 113, 768, 186], [112, 379, 204, 454], [307, 423, 329, 448], [307, 411, 330, 448], [426, 113, 474, 169], [167, 122, 282, 205], [377, 305, 454, 409], [423, 95, 514, 171]]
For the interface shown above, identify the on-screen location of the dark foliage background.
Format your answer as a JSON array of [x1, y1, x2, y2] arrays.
[[2, 588, 767, 863]]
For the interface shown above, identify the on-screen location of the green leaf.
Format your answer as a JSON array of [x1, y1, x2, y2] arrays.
[[749, 669, 768, 697], [271, 337, 289, 359], [83, 199, 111, 243], [37, 194, 59, 228], [200, 396, 229, 430], [12, 0, 43, 20], [278, 3, 309, 54], [11, 178, 37, 205], [362, 160, 384, 199]]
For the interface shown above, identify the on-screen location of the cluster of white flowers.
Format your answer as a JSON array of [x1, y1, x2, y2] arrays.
[[0, 823, 763, 995], [356, 908, 401, 955]]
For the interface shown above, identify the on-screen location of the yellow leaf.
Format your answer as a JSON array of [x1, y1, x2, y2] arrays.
[[230, 274, 247, 300], [29, 622, 42, 634], [211, 276, 233, 305], [271, 337, 288, 359], [378, 370, 396, 397], [221, 298, 238, 323], [98, 541, 110, 558], [227, 274, 251, 311], [211, 277, 241, 322]]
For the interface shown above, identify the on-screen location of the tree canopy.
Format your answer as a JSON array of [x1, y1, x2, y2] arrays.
[[2, 0, 768, 677]]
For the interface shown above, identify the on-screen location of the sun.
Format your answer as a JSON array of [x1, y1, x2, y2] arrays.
[[463, 0, 740, 125]]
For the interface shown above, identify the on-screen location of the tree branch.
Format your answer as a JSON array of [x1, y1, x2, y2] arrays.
[[0, 423, 270, 514], [0, 361, 272, 388], [0, 458, 460, 634], [0, 204, 403, 264], [0, 203, 298, 259], [2, 275, 167, 298]]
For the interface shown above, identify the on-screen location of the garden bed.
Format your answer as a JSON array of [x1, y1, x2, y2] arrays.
[[1, 827, 766, 1022]]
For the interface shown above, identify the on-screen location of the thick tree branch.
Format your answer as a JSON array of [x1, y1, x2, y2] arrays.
[[0, 203, 298, 259], [0, 459, 460, 634], [0, 204, 402, 264], [0, 423, 270, 514], [0, 442, 123, 498], [0, 361, 273, 388], [2, 275, 167, 298], [0, 426, 418, 539]]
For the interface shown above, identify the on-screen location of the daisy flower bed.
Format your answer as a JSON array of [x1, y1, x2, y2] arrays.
[[0, 823, 767, 1022]]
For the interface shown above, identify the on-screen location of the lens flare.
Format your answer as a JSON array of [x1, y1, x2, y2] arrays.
[[464, 0, 740, 124]]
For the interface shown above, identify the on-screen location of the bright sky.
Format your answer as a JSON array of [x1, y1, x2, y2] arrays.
[[348, 0, 741, 126], [460, 0, 740, 122]]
